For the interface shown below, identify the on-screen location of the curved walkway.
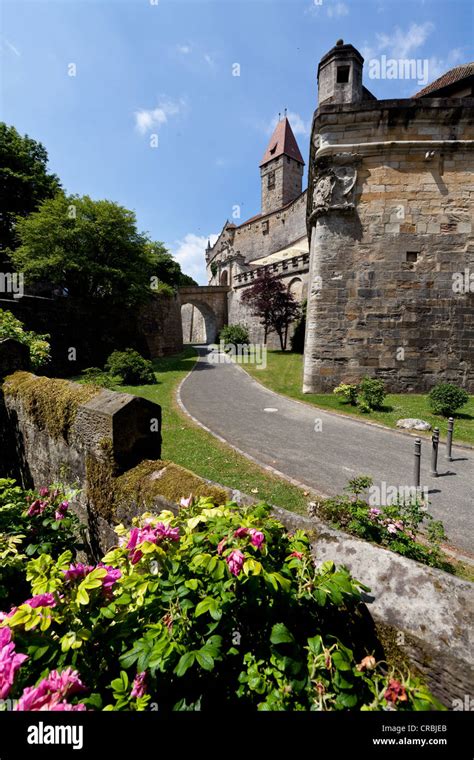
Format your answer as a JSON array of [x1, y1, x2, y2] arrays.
[[179, 346, 474, 555]]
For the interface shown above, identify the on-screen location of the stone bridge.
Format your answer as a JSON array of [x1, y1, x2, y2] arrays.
[[178, 286, 229, 344]]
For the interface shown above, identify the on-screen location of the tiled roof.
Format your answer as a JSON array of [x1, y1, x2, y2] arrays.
[[260, 117, 305, 167], [414, 63, 474, 97]]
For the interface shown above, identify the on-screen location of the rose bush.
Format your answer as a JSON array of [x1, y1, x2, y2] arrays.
[[0, 493, 443, 711], [0, 479, 81, 609]]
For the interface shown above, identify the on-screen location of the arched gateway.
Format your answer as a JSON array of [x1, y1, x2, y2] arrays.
[[178, 285, 229, 344]]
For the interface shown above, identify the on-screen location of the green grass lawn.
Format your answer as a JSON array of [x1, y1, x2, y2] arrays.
[[117, 347, 308, 513], [242, 350, 474, 446]]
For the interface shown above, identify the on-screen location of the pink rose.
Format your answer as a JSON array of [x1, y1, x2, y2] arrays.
[[131, 672, 147, 699], [226, 549, 244, 577], [249, 529, 265, 549]]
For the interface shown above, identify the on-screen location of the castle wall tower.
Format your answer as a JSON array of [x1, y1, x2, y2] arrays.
[[260, 117, 305, 215], [317, 38, 363, 105]]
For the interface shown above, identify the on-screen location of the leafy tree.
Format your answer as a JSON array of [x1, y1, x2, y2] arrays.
[[11, 195, 157, 306], [0, 308, 50, 369], [105, 349, 155, 385], [146, 243, 197, 291], [0, 124, 61, 258], [241, 270, 300, 350]]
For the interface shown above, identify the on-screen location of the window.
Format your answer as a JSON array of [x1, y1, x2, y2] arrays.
[[262, 220, 269, 235], [337, 66, 350, 83], [268, 171, 275, 189], [406, 251, 418, 263]]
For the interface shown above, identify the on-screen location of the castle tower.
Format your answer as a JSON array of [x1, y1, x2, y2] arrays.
[[317, 38, 363, 105], [259, 117, 305, 215]]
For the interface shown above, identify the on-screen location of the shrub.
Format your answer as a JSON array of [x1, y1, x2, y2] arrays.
[[428, 383, 469, 417], [357, 377, 386, 411], [0, 309, 50, 369], [218, 324, 250, 349], [333, 383, 358, 406], [0, 495, 442, 711], [0, 479, 81, 609], [105, 349, 155, 385], [78, 367, 119, 390], [311, 477, 451, 572]]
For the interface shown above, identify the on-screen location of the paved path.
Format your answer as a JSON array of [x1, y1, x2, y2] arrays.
[[179, 347, 473, 555]]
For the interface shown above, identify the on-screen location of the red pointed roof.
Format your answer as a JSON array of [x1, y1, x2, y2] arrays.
[[259, 117, 305, 167]]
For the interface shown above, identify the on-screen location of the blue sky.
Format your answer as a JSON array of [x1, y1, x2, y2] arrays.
[[1, 0, 472, 283]]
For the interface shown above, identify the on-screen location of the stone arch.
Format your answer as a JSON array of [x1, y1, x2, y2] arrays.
[[180, 301, 218, 344], [288, 276, 304, 302], [220, 269, 229, 286]]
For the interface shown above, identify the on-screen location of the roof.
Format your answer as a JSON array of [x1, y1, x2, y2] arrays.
[[260, 117, 305, 167], [414, 63, 474, 98]]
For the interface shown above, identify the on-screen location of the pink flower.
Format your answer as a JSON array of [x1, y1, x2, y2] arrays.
[[24, 593, 56, 609], [217, 538, 227, 555], [180, 495, 193, 508], [131, 672, 147, 699], [249, 529, 265, 549], [154, 523, 179, 542], [289, 551, 303, 560], [387, 523, 398, 534], [394, 520, 404, 531], [16, 668, 86, 711], [49, 701, 87, 711], [369, 508, 382, 519], [234, 527, 249, 538], [39, 487, 49, 498], [226, 549, 244, 577], [0, 629, 28, 699], [126, 527, 140, 551], [15, 683, 50, 711], [96, 564, 121, 591], [27, 500, 46, 517], [45, 668, 86, 698], [55, 501, 69, 520], [63, 563, 94, 582], [384, 678, 408, 704]]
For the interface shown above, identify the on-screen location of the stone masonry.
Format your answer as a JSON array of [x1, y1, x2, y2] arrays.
[[303, 41, 474, 392]]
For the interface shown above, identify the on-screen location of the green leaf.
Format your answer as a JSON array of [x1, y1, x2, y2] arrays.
[[195, 597, 218, 617], [175, 651, 195, 677], [196, 651, 214, 671], [270, 623, 295, 645]]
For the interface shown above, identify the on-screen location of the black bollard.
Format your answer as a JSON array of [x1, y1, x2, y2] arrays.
[[446, 417, 454, 461], [431, 427, 440, 477], [414, 438, 421, 488]]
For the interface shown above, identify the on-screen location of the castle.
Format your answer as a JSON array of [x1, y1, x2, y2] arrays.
[[201, 40, 474, 392]]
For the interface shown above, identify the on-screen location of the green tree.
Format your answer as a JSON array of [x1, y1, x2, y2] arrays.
[[0, 309, 50, 369], [0, 124, 62, 257], [11, 195, 157, 306], [146, 243, 197, 290]]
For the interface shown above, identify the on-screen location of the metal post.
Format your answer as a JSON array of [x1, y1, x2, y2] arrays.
[[431, 427, 439, 477], [446, 417, 454, 461], [414, 438, 421, 488]]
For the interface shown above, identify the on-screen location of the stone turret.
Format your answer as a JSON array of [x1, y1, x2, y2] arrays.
[[260, 117, 305, 215], [317, 38, 364, 105]]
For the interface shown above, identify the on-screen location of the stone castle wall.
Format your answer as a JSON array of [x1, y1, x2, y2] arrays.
[[304, 98, 474, 393], [0, 293, 183, 377]]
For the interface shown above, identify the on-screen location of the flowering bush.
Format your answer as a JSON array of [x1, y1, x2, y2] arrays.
[[310, 477, 450, 572], [0, 495, 443, 711], [0, 479, 81, 609]]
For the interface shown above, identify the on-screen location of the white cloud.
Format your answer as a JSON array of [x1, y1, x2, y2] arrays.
[[365, 22, 434, 61], [171, 233, 218, 285], [424, 49, 466, 85], [177, 44, 191, 54], [266, 111, 311, 137], [134, 98, 184, 134], [327, 2, 349, 18]]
